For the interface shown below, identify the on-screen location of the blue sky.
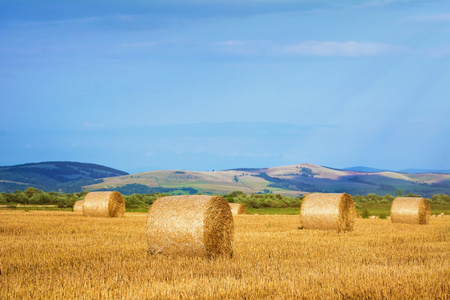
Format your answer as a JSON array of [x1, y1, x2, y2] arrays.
[[1, 0, 449, 173]]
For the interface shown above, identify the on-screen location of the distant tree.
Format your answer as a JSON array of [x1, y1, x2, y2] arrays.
[[406, 192, 421, 197], [395, 189, 405, 197], [383, 194, 394, 203], [361, 208, 370, 219], [24, 187, 39, 199]]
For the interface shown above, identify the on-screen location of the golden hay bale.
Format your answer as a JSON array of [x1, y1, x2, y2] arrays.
[[73, 200, 83, 213], [146, 195, 234, 257], [229, 203, 247, 215], [82, 191, 125, 218], [300, 193, 355, 232], [390, 197, 430, 225], [351, 206, 361, 218]]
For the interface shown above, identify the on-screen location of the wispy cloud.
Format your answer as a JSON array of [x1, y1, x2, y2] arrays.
[[408, 13, 450, 22], [426, 46, 450, 57], [83, 121, 104, 129], [280, 41, 407, 57], [218, 40, 408, 57], [8, 17, 98, 29], [353, 0, 414, 8]]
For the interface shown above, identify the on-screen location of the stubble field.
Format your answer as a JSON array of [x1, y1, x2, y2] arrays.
[[1, 211, 449, 299]]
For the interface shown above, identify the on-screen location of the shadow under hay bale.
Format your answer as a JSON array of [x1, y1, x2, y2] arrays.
[[73, 200, 83, 213], [229, 203, 247, 215], [146, 195, 234, 257], [300, 193, 355, 232], [82, 191, 125, 218], [390, 197, 430, 225]]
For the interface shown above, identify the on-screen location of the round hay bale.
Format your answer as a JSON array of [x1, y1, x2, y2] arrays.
[[146, 195, 234, 257], [73, 200, 83, 213], [82, 191, 125, 218], [351, 206, 361, 218], [300, 193, 355, 232], [229, 203, 247, 215], [390, 197, 430, 225]]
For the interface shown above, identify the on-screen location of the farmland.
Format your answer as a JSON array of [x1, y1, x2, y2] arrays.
[[1, 211, 449, 299]]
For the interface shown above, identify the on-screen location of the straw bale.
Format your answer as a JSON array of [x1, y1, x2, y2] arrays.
[[351, 206, 361, 218], [229, 203, 247, 215], [300, 193, 355, 232], [147, 195, 234, 257], [390, 197, 430, 225], [73, 200, 83, 213], [82, 191, 125, 218]]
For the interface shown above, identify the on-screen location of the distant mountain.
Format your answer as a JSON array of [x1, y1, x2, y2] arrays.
[[341, 166, 389, 173], [398, 169, 450, 174], [83, 163, 450, 198], [0, 161, 128, 193], [343, 166, 450, 174]]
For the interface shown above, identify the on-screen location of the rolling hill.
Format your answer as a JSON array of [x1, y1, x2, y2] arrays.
[[2, 161, 449, 197], [83, 163, 450, 198], [0, 161, 128, 193]]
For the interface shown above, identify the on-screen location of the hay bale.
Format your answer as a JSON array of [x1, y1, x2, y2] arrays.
[[300, 193, 355, 232], [390, 197, 430, 225], [370, 215, 379, 219], [73, 200, 83, 213], [352, 206, 361, 218], [82, 191, 125, 218], [146, 195, 234, 257], [229, 203, 247, 215]]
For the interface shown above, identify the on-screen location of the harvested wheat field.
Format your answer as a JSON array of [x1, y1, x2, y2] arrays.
[[0, 211, 449, 299]]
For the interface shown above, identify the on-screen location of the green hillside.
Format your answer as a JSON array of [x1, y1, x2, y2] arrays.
[[0, 161, 128, 193]]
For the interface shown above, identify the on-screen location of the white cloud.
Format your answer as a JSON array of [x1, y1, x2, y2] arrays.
[[426, 46, 450, 57], [280, 41, 407, 57], [83, 121, 104, 129], [408, 13, 450, 22], [217, 40, 407, 57]]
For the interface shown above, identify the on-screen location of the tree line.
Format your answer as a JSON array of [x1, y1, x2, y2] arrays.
[[1, 187, 449, 209]]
